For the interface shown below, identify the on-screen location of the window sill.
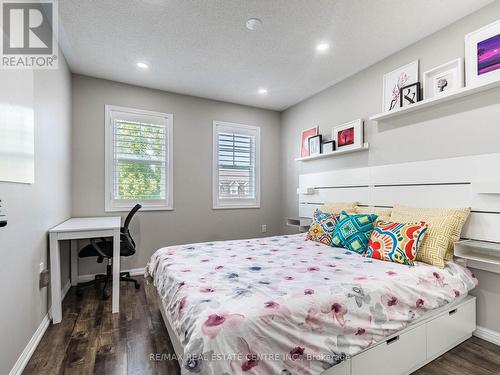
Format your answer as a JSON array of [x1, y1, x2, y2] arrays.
[[212, 205, 260, 210], [105, 206, 173, 212]]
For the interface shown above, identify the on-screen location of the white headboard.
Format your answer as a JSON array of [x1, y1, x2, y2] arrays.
[[298, 153, 500, 243]]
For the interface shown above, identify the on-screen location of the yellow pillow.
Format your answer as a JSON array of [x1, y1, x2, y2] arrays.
[[391, 204, 471, 266], [320, 202, 358, 215], [356, 207, 392, 222]]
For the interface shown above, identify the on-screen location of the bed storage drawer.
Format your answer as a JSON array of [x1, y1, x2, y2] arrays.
[[351, 325, 426, 375], [426, 297, 476, 359]]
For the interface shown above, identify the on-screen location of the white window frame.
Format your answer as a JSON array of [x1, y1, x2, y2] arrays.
[[105, 105, 173, 212], [212, 120, 260, 209]]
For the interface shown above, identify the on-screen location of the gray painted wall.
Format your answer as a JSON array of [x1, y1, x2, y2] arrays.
[[0, 51, 72, 373], [71, 75, 282, 275], [281, 1, 500, 332]]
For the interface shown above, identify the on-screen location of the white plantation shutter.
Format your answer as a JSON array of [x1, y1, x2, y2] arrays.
[[213, 121, 260, 208], [105, 106, 173, 211]]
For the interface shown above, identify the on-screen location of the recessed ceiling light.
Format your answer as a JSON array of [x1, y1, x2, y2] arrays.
[[136, 62, 149, 69], [246, 18, 263, 31], [316, 43, 330, 52], [258, 88, 268, 95]]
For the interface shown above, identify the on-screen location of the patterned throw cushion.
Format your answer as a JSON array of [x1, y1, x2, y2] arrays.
[[391, 204, 471, 263], [320, 202, 358, 214], [355, 207, 392, 222], [366, 221, 428, 265], [306, 209, 339, 245], [331, 211, 378, 254]]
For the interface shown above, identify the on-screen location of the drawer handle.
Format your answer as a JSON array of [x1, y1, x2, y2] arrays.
[[386, 336, 399, 345], [449, 308, 458, 315]]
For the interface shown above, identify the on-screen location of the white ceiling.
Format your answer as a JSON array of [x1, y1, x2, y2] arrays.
[[58, 0, 493, 111]]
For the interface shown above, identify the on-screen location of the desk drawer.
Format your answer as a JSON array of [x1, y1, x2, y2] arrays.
[[427, 298, 476, 359], [351, 325, 426, 375]]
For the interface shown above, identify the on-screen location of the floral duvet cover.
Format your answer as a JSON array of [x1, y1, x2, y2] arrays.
[[145, 234, 477, 375]]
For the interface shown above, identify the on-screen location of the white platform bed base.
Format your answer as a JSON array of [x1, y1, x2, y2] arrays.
[[156, 290, 476, 375]]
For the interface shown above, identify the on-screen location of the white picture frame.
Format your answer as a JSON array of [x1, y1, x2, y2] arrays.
[[423, 58, 464, 99], [465, 19, 500, 88], [332, 119, 363, 152], [382, 60, 419, 112]]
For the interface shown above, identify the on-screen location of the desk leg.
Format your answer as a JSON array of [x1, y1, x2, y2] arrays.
[[70, 240, 78, 286], [112, 229, 120, 313], [49, 233, 62, 324]]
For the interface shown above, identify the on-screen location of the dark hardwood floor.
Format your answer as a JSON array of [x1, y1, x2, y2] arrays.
[[24, 279, 500, 375]]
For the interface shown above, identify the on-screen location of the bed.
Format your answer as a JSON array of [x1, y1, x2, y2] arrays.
[[145, 233, 477, 375]]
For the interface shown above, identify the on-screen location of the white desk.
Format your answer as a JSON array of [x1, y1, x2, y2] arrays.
[[49, 217, 121, 324]]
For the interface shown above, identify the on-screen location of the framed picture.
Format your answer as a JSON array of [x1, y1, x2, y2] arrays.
[[423, 58, 464, 99], [465, 20, 500, 87], [332, 119, 363, 151], [300, 126, 318, 157], [382, 60, 419, 112], [399, 82, 421, 108], [308, 135, 322, 156], [322, 140, 336, 154]]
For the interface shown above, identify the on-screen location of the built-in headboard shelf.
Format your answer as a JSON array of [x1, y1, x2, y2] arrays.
[[298, 153, 500, 244], [454, 240, 500, 274]]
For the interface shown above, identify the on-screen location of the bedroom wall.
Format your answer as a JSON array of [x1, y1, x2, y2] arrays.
[[281, 1, 500, 333], [0, 52, 72, 372], [71, 75, 282, 275]]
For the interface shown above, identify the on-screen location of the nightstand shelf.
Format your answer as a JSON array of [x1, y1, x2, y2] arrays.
[[454, 239, 500, 274], [286, 217, 312, 232]]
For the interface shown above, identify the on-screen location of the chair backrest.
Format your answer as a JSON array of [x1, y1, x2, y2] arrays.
[[121, 204, 141, 250], [123, 204, 141, 232]]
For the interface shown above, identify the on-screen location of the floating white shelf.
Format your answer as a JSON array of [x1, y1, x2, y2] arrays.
[[295, 143, 369, 162], [370, 80, 500, 122], [454, 239, 500, 274]]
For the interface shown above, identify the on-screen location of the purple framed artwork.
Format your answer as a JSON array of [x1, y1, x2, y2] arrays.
[[466, 20, 500, 87], [477, 33, 500, 76]]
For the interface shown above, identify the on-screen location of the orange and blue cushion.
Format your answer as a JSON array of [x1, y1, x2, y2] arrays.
[[306, 209, 339, 246], [366, 220, 428, 265]]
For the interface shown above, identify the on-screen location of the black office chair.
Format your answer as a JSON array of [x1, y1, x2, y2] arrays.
[[76, 204, 142, 299]]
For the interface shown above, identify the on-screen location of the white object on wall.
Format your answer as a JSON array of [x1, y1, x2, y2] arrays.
[[296, 187, 315, 195], [0, 70, 34, 184]]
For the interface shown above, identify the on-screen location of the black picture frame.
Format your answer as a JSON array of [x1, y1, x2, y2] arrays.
[[322, 140, 336, 153], [399, 82, 422, 107], [308, 134, 322, 156]]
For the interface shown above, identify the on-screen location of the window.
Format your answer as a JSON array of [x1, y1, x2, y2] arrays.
[[213, 121, 260, 209], [105, 105, 173, 211]]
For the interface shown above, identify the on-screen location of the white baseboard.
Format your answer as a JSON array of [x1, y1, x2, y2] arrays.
[[474, 326, 500, 346], [8, 314, 50, 375], [77, 267, 145, 282]]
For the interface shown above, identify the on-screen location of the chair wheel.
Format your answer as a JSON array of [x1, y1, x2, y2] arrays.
[[103, 291, 110, 300], [135, 283, 140, 290]]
